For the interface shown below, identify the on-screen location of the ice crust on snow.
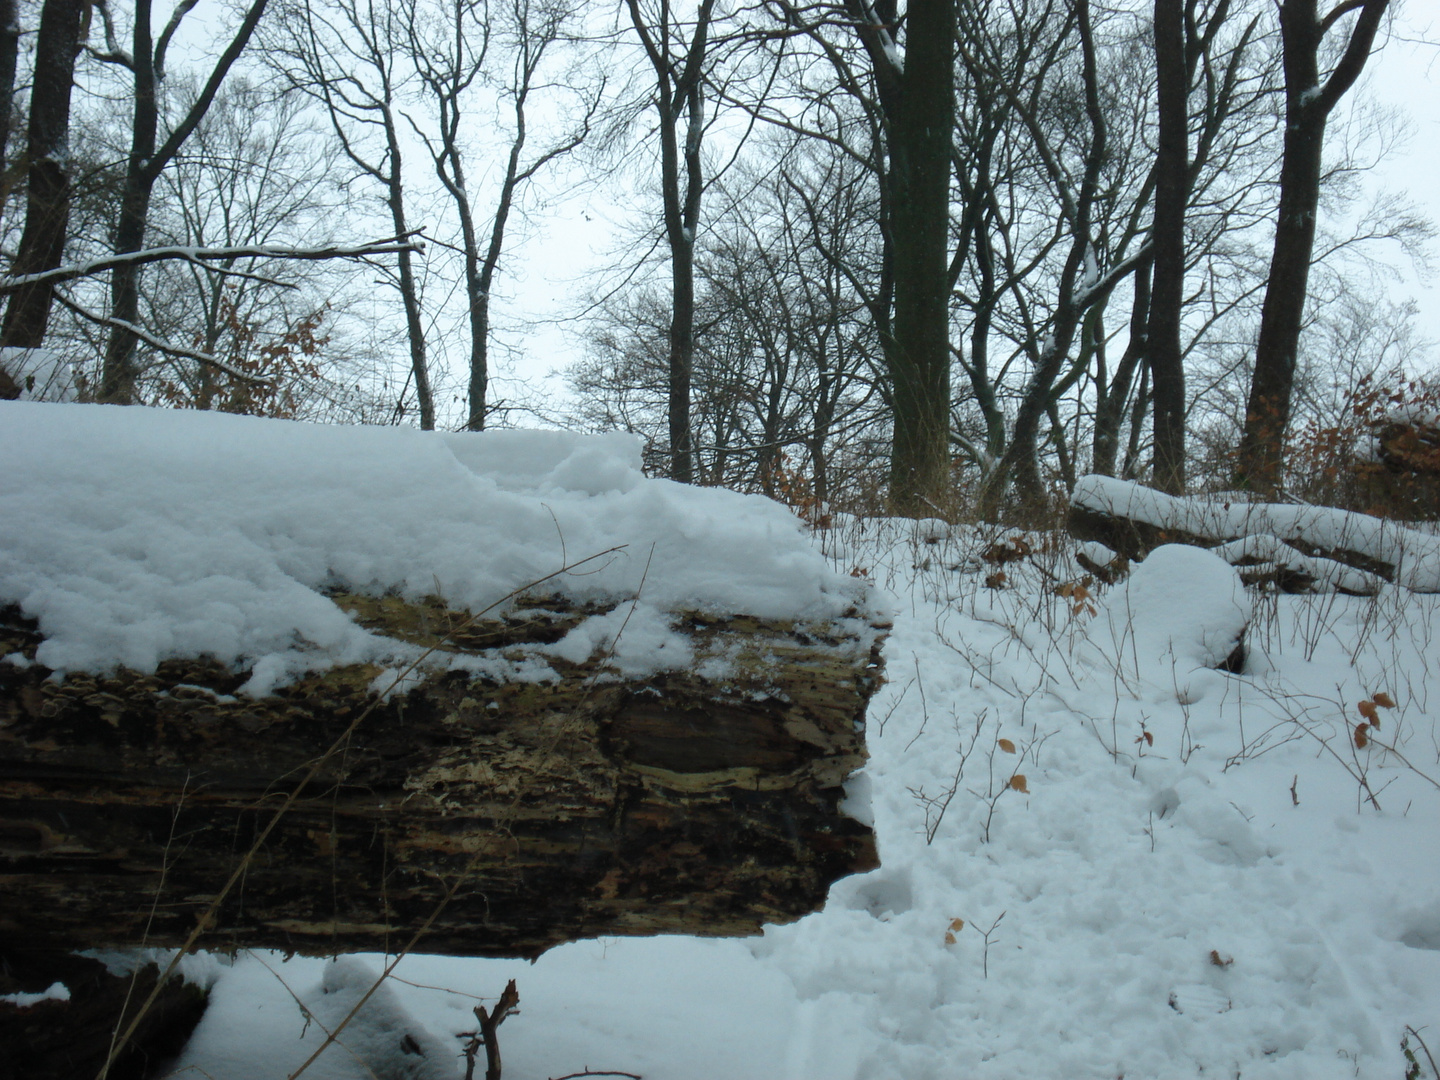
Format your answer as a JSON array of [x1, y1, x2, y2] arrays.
[[1073, 473, 1440, 591], [0, 403, 866, 692]]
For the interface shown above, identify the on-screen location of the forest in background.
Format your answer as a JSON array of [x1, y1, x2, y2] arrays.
[[0, 0, 1434, 520]]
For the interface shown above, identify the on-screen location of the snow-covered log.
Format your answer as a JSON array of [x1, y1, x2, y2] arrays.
[[0, 597, 882, 959], [1068, 474, 1440, 593], [0, 404, 883, 965]]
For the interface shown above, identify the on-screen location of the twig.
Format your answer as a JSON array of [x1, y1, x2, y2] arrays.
[[1405, 1026, 1438, 1080], [461, 980, 519, 1080]]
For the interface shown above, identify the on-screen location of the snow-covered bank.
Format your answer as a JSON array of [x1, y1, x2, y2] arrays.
[[160, 514, 1440, 1080]]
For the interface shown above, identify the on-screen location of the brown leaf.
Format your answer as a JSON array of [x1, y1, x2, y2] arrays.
[[997, 738, 1017, 754], [944, 932, 957, 945], [1009, 774, 1029, 794], [1373, 692, 1395, 708], [1354, 723, 1370, 749], [1143, 731, 1154, 746], [949, 918, 965, 932], [1358, 700, 1378, 723], [1209, 949, 1234, 968]]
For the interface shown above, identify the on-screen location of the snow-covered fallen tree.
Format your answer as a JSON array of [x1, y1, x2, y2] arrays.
[[1069, 474, 1440, 594], [0, 402, 883, 1067]]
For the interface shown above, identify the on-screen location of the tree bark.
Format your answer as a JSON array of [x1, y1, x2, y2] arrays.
[[0, 595, 882, 959], [0, 0, 85, 359], [1148, 0, 1188, 494], [0, 0, 20, 176], [847, 0, 955, 516], [1234, 0, 1390, 494]]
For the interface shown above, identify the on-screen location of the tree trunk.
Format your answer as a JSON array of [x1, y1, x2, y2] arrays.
[[1148, 0, 1187, 494], [877, 0, 955, 516], [1093, 260, 1150, 476], [385, 118, 434, 430], [630, 0, 715, 485], [0, 595, 883, 959], [1067, 473, 1440, 592], [0, 0, 85, 355], [99, 0, 270, 404], [1235, 0, 1390, 494], [0, 0, 20, 176]]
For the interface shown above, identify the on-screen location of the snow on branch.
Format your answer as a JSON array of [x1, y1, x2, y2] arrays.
[[53, 293, 272, 385], [0, 235, 426, 296]]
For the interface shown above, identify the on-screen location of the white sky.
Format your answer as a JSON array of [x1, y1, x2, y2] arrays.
[[1359, 2, 1440, 355]]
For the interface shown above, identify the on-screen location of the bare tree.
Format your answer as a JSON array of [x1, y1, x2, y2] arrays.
[[404, 0, 598, 431], [92, 0, 271, 404], [0, 0, 87, 392], [626, 0, 719, 483], [1234, 0, 1390, 493], [267, 0, 435, 428]]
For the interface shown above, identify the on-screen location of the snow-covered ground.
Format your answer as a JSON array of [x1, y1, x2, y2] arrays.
[[168, 518, 1440, 1080], [4, 405, 1438, 1079]]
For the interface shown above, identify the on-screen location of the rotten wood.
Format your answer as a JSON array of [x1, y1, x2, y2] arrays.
[[0, 593, 882, 962]]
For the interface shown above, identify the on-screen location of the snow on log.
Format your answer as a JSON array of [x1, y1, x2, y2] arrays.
[[1068, 475, 1440, 594], [0, 404, 884, 960]]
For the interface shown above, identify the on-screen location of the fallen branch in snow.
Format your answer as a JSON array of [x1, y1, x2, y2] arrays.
[[1068, 475, 1440, 593]]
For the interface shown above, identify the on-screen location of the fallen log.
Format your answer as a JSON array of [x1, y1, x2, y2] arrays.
[[1068, 475, 1440, 593], [0, 594, 883, 961]]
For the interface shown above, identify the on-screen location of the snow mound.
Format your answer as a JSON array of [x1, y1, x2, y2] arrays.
[[165, 955, 456, 1080], [1087, 544, 1249, 696], [0, 403, 866, 691]]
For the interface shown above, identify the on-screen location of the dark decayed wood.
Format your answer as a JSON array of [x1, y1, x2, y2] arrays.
[[0, 594, 883, 962]]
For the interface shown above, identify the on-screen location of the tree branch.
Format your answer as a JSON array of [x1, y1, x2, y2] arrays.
[[53, 292, 273, 385], [0, 235, 425, 295]]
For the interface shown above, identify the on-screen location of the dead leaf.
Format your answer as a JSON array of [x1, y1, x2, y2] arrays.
[[944, 931, 957, 945], [1354, 723, 1370, 749], [1358, 699, 1378, 723], [997, 738, 1016, 754], [1209, 949, 1234, 968], [1373, 691, 1395, 708], [1009, 774, 1029, 794], [949, 918, 965, 932]]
